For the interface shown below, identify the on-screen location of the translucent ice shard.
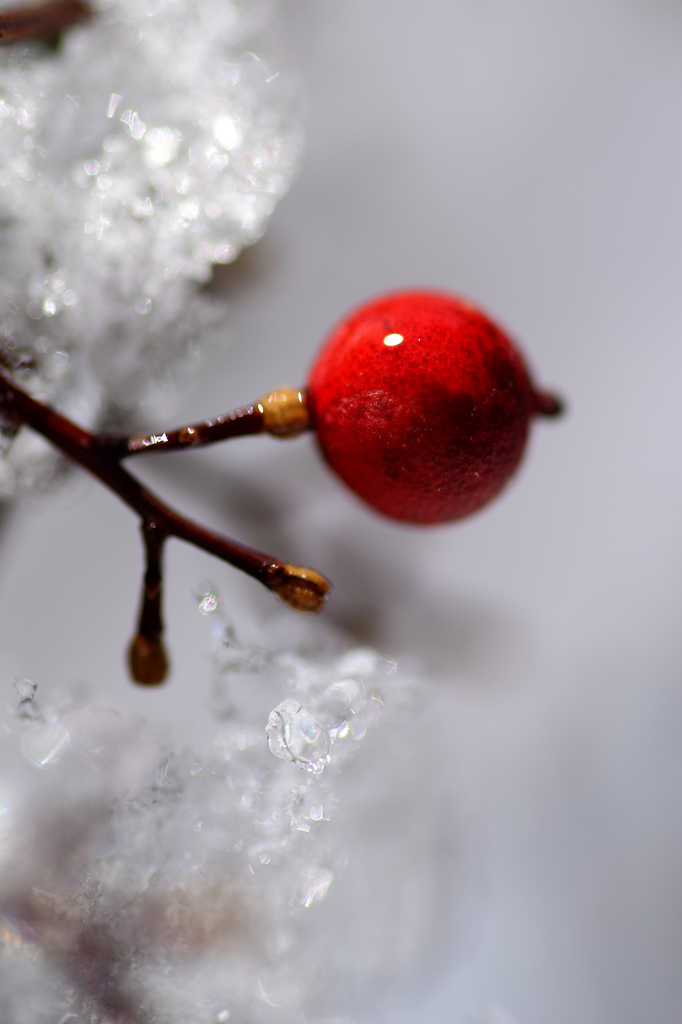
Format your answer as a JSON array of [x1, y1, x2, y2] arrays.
[[324, 677, 366, 715], [266, 698, 331, 775], [300, 866, 334, 908], [13, 677, 38, 719], [20, 722, 70, 766]]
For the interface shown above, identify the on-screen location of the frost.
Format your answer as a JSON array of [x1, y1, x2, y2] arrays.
[[266, 698, 331, 774], [0, 0, 303, 493], [0, 586, 458, 1022]]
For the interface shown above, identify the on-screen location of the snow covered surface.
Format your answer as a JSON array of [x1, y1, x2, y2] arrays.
[[1, 599, 454, 1023], [0, 0, 302, 491], [1, 1, 682, 1022]]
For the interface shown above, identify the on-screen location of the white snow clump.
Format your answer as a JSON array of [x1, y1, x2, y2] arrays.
[[0, 588, 458, 1024], [0, 0, 303, 492]]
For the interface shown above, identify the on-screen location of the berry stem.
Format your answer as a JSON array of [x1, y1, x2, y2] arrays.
[[105, 386, 311, 459], [108, 405, 265, 459], [0, 0, 91, 45], [0, 371, 329, 683]]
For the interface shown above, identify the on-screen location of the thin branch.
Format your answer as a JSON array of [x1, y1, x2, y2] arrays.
[[0, 0, 91, 44], [128, 521, 169, 686], [104, 386, 311, 459], [0, 372, 330, 683], [108, 405, 265, 459]]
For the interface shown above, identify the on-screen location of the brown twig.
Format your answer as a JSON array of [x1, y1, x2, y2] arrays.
[[0, 0, 91, 44], [0, 373, 330, 684], [105, 386, 311, 458], [128, 521, 169, 686]]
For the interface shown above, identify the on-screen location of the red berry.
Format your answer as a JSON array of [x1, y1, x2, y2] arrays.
[[306, 290, 560, 525]]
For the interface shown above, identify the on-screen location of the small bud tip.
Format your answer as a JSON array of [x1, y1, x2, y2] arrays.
[[533, 391, 564, 417], [270, 563, 331, 613], [128, 633, 169, 685]]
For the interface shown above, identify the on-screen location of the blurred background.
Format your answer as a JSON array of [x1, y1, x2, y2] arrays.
[[1, 1, 681, 1021]]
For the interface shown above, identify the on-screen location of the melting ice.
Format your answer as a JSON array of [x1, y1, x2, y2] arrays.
[[266, 698, 331, 774]]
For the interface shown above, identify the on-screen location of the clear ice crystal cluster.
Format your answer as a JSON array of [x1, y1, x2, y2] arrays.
[[267, 698, 332, 775], [0, 588, 457, 1023], [0, 0, 302, 493]]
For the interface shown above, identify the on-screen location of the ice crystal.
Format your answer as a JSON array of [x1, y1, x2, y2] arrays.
[[266, 698, 331, 774], [0, 588, 457, 1023], [20, 721, 70, 766], [0, 0, 303, 493]]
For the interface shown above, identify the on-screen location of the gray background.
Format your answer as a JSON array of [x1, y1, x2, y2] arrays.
[[1, 1, 681, 1022]]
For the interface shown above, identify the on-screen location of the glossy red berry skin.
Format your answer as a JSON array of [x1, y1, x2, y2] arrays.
[[307, 290, 557, 525]]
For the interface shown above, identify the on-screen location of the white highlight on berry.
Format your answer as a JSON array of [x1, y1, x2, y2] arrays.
[[383, 333, 404, 346]]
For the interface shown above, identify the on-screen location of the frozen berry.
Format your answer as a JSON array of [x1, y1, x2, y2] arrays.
[[306, 290, 560, 524]]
